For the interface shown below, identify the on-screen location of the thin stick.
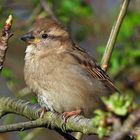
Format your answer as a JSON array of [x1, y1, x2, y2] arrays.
[[75, 1, 130, 139], [101, 0, 130, 71], [39, 0, 57, 20], [0, 15, 13, 72], [109, 107, 140, 140]]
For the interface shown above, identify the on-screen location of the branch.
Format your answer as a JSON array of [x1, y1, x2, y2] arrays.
[[109, 107, 140, 140], [0, 96, 109, 136], [101, 0, 130, 71], [0, 96, 77, 139], [40, 0, 57, 20], [0, 15, 13, 72], [1, 96, 140, 140]]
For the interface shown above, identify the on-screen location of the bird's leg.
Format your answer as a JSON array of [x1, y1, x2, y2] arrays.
[[38, 107, 47, 118], [62, 109, 82, 121], [61, 109, 83, 131]]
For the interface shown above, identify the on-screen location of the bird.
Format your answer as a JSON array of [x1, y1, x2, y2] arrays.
[[21, 19, 118, 118]]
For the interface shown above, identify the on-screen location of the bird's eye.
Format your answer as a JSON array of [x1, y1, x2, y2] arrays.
[[42, 34, 48, 39]]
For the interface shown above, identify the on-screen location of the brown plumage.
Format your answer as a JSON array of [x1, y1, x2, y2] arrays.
[[21, 19, 117, 117]]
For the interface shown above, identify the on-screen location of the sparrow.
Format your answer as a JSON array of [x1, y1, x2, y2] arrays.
[[21, 19, 117, 118]]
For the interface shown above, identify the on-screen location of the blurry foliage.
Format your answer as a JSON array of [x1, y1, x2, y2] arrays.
[[1, 68, 18, 91], [112, 11, 140, 72], [111, 11, 140, 94], [51, 0, 92, 41], [30, 96, 37, 104], [30, 0, 93, 43], [92, 109, 111, 138], [74, 25, 89, 41], [101, 93, 136, 116], [118, 11, 140, 40], [92, 93, 137, 138], [33, 0, 92, 23], [54, 0, 93, 43], [55, 0, 92, 23], [1, 68, 13, 80], [98, 11, 140, 94]]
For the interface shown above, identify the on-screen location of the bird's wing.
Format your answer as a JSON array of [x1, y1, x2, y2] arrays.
[[66, 44, 118, 93]]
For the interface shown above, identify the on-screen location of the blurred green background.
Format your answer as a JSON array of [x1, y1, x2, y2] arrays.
[[0, 0, 140, 140]]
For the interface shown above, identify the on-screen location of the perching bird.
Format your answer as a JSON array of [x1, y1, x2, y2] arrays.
[[21, 19, 117, 118]]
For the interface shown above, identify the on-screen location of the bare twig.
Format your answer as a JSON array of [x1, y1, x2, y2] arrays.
[[0, 15, 13, 72], [101, 0, 130, 71], [110, 107, 140, 140], [26, 5, 41, 25], [131, 127, 140, 138], [100, 0, 131, 139], [106, 116, 121, 131], [40, 0, 57, 20]]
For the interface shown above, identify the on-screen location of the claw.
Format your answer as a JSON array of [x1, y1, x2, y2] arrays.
[[62, 109, 82, 122], [61, 109, 82, 132]]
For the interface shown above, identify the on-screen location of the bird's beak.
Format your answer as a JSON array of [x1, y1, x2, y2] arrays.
[[21, 33, 41, 44], [20, 33, 35, 43]]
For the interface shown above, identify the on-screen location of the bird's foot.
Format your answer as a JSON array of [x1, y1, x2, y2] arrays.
[[38, 107, 47, 118], [61, 109, 82, 131], [62, 109, 82, 121]]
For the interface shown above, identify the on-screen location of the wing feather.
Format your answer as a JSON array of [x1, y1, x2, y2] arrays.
[[67, 44, 119, 92]]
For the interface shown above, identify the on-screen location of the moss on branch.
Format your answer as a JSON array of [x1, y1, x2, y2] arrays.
[[0, 96, 106, 135]]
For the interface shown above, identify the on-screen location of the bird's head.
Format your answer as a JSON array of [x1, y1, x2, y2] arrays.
[[21, 19, 70, 52]]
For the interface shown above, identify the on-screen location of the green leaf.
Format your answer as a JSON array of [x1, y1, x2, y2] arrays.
[[101, 93, 136, 116], [92, 109, 111, 138], [97, 127, 108, 138]]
